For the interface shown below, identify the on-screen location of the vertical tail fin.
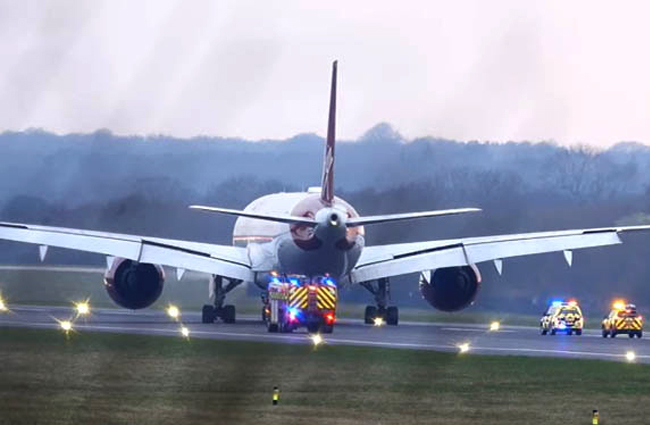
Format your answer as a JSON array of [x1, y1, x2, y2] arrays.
[[320, 60, 337, 206]]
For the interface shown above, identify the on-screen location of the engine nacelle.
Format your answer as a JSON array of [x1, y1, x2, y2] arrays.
[[419, 265, 481, 312], [104, 258, 165, 309]]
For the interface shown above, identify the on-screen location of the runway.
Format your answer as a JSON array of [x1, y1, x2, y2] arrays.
[[1, 305, 649, 364]]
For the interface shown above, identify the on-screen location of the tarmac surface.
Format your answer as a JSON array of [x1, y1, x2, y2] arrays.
[[1, 305, 650, 363]]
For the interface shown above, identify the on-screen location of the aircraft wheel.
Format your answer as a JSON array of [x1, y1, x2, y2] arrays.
[[364, 306, 377, 324], [386, 306, 399, 326], [222, 305, 236, 324], [202, 305, 215, 323]]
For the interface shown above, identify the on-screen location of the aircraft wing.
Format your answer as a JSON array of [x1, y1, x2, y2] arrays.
[[351, 225, 650, 283], [0, 221, 253, 281]]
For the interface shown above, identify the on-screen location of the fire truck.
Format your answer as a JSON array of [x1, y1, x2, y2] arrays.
[[262, 275, 337, 334]]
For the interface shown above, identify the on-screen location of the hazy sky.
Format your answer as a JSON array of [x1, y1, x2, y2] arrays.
[[1, 0, 649, 146]]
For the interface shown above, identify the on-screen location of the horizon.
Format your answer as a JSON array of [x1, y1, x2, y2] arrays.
[[2, 123, 647, 151]]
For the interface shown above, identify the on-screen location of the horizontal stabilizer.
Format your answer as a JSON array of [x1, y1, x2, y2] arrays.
[[347, 208, 481, 227], [189, 205, 317, 226]]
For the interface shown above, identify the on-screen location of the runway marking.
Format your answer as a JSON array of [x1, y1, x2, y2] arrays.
[[2, 320, 648, 362], [441, 327, 515, 333]]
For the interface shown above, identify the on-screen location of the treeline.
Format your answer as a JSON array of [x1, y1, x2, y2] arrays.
[[1, 125, 650, 314], [0, 124, 648, 207]]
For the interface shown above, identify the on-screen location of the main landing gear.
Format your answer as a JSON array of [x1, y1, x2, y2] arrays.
[[202, 275, 243, 324], [361, 278, 399, 326]]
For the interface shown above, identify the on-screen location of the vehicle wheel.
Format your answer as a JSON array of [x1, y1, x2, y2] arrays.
[[202, 305, 215, 323], [322, 324, 334, 334], [386, 306, 399, 326], [610, 330, 617, 338], [638, 331, 643, 338], [602, 329, 608, 338], [629, 333, 635, 338], [267, 323, 279, 333], [540, 327, 548, 335], [550, 328, 556, 335], [307, 322, 320, 333], [262, 306, 269, 322], [575, 329, 582, 336], [222, 305, 236, 324], [364, 306, 377, 324], [567, 330, 573, 336]]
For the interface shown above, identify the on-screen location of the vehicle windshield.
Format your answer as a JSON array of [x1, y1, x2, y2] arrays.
[[559, 307, 580, 316]]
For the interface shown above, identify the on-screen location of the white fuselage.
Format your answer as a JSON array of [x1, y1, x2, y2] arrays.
[[233, 191, 365, 285]]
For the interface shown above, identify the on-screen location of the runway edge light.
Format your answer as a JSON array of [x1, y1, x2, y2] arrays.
[[75, 301, 90, 316], [166, 304, 180, 320], [180, 326, 190, 338]]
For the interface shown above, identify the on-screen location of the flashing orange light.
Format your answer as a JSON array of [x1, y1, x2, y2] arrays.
[[567, 300, 577, 307], [613, 301, 626, 310]]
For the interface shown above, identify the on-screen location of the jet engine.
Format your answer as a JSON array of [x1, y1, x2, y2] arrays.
[[419, 265, 481, 312], [104, 258, 165, 309]]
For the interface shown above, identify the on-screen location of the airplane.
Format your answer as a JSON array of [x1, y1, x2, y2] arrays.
[[1, 60, 650, 332]]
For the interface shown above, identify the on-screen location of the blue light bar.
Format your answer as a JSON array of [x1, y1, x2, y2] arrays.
[[552, 301, 563, 307], [289, 278, 299, 286]]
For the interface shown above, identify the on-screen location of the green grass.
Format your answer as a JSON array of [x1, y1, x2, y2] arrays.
[[1, 328, 649, 425]]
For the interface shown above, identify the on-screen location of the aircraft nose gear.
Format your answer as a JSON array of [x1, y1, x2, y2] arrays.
[[202, 275, 243, 324], [361, 278, 399, 325]]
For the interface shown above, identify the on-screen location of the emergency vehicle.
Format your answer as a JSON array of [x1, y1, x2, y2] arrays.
[[262, 274, 337, 334], [601, 301, 643, 338], [540, 300, 584, 335]]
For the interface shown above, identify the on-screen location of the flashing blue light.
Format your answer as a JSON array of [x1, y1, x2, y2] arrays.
[[324, 277, 336, 286], [287, 307, 300, 321], [289, 278, 300, 286], [551, 301, 563, 307], [557, 322, 567, 330]]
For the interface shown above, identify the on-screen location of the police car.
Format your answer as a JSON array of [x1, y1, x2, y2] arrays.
[[601, 301, 643, 338], [540, 300, 584, 335]]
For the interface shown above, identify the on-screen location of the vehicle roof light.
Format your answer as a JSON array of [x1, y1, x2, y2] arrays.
[[613, 301, 626, 310], [552, 301, 562, 307]]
